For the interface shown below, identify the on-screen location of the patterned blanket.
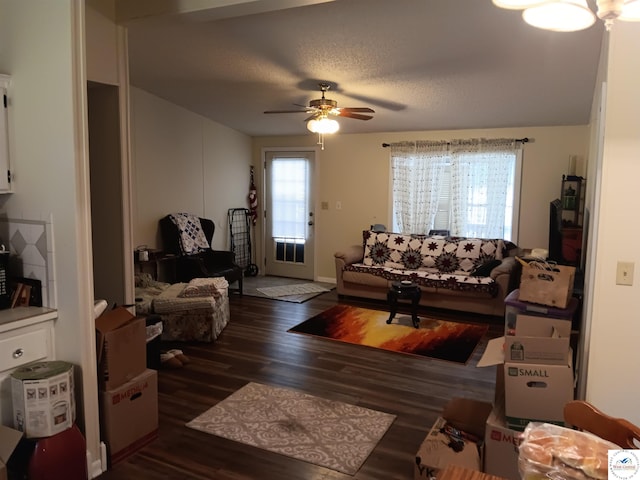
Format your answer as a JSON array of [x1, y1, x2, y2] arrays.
[[169, 212, 210, 255], [179, 277, 228, 298]]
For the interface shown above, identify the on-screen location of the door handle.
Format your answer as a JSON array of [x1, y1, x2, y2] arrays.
[[308, 221, 314, 226]]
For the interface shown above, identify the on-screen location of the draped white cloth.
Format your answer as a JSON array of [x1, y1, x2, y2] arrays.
[[391, 141, 448, 234], [391, 138, 519, 238]]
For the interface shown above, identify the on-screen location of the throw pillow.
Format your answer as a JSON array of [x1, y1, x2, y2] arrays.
[[470, 259, 502, 277]]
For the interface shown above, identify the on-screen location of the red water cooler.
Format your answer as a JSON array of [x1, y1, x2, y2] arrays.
[[28, 424, 88, 480]]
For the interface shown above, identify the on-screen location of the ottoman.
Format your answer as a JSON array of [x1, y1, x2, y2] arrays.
[[153, 277, 230, 342]]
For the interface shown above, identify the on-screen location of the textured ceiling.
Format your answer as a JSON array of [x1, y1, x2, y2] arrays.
[[121, 0, 605, 137]]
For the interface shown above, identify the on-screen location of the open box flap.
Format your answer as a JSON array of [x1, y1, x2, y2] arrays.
[[477, 336, 505, 367], [95, 307, 136, 365], [442, 398, 493, 439]]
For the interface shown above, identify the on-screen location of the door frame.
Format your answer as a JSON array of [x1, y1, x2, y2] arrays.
[[261, 146, 320, 279]]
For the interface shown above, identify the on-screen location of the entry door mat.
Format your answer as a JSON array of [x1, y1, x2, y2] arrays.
[[243, 275, 335, 303], [288, 304, 489, 364], [186, 382, 395, 475], [257, 283, 330, 297]]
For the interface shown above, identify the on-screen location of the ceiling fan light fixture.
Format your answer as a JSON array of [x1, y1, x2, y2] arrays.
[[618, 0, 640, 20], [492, 0, 547, 9], [595, 0, 640, 29], [307, 116, 340, 134], [522, 0, 596, 31]]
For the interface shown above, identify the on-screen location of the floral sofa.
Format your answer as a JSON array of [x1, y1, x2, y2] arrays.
[[334, 231, 521, 316]]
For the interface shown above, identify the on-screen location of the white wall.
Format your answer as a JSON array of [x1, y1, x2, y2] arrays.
[[584, 22, 640, 427], [85, 0, 119, 85], [131, 87, 252, 251], [86, 0, 135, 314], [253, 125, 590, 281], [0, 0, 101, 470]]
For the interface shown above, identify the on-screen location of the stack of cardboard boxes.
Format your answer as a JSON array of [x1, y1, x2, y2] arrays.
[[96, 307, 158, 466], [482, 287, 579, 480], [415, 266, 579, 480]]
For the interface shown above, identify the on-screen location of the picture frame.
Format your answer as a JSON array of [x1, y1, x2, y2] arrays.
[[9, 277, 43, 308]]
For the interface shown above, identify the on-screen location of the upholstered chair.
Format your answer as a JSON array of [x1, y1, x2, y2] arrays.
[[159, 214, 243, 294]]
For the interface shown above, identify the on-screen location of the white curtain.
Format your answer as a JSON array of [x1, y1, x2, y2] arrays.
[[449, 139, 516, 238], [391, 138, 520, 238], [391, 141, 448, 234]]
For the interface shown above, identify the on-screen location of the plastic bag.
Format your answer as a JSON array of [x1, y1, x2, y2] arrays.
[[518, 422, 620, 480]]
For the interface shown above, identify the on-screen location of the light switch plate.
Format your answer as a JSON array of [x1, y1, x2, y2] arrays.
[[616, 261, 634, 286]]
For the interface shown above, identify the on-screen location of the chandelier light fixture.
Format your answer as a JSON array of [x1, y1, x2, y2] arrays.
[[492, 0, 640, 31], [306, 115, 340, 150]]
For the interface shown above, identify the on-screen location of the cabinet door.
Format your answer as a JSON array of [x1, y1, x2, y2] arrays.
[[0, 74, 11, 193]]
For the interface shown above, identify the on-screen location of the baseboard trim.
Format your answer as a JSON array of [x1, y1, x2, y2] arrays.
[[316, 276, 336, 284], [87, 442, 107, 478]]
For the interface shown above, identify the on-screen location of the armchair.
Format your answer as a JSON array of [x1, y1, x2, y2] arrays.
[[159, 214, 243, 294]]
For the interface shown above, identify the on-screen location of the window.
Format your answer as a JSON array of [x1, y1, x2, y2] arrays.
[[391, 139, 522, 241]]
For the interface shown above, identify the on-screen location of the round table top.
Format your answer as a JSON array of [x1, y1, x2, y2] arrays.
[[390, 280, 419, 291]]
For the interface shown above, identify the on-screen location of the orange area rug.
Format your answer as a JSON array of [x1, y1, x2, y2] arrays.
[[288, 304, 488, 364]]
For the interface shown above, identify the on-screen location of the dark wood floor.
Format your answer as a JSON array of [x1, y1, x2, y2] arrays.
[[99, 290, 503, 480]]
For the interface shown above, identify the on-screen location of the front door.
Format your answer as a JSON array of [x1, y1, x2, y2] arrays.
[[264, 150, 315, 279]]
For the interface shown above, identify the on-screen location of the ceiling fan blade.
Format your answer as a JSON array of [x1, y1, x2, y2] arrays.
[[264, 109, 312, 114], [304, 113, 321, 122], [338, 111, 374, 121], [339, 107, 375, 113]]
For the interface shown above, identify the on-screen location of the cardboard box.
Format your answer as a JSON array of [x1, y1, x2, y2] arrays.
[[100, 369, 158, 465], [504, 314, 571, 365], [518, 264, 576, 308], [504, 352, 574, 431], [504, 288, 578, 335], [0, 425, 23, 480], [414, 398, 492, 480], [484, 402, 522, 480], [11, 361, 76, 438], [96, 307, 147, 390]]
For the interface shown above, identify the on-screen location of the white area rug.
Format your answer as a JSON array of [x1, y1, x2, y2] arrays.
[[256, 283, 331, 298], [186, 382, 395, 475]]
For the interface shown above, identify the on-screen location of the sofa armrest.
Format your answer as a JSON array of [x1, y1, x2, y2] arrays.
[[334, 245, 364, 266], [334, 245, 364, 295], [490, 256, 515, 279], [490, 256, 518, 296]]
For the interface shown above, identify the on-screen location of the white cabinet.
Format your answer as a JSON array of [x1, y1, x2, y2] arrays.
[[0, 74, 11, 193], [0, 307, 56, 426]]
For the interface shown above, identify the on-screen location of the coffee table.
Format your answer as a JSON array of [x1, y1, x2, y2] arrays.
[[386, 281, 421, 328]]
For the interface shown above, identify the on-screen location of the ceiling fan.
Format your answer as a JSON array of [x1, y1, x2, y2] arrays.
[[264, 83, 375, 123]]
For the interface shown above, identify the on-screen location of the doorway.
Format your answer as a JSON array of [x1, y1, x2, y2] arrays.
[[264, 150, 316, 280], [87, 81, 127, 305]]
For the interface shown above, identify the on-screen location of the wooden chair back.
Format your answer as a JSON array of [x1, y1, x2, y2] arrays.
[[564, 400, 640, 448]]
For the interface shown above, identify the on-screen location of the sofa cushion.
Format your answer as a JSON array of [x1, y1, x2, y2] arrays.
[[363, 230, 506, 275], [420, 235, 449, 268], [363, 231, 426, 269]]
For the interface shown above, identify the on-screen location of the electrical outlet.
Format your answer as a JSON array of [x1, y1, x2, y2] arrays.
[[336, 201, 342, 210], [616, 261, 634, 286]]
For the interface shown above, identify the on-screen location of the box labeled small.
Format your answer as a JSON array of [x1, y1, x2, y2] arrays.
[[504, 352, 574, 431]]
